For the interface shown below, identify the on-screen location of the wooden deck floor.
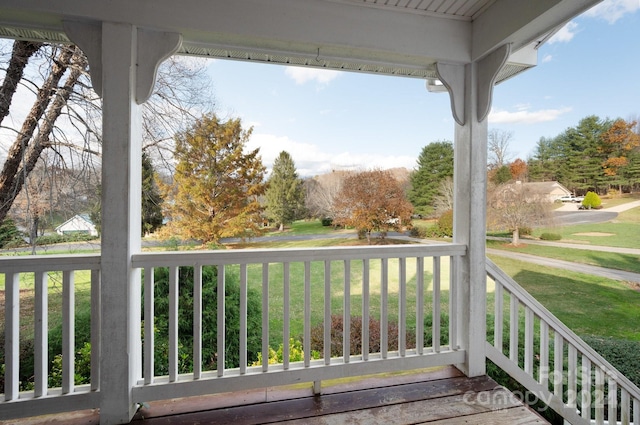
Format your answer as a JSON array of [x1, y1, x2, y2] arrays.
[[129, 366, 549, 424], [9, 367, 549, 424]]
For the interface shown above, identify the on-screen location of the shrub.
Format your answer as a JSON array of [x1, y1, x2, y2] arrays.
[[49, 342, 92, 388], [409, 226, 426, 238], [252, 338, 321, 366], [309, 315, 416, 357], [519, 226, 532, 236], [581, 335, 640, 387], [150, 266, 262, 374], [436, 210, 453, 237], [308, 313, 448, 358], [582, 191, 602, 209], [321, 217, 333, 226], [0, 219, 24, 248], [540, 232, 561, 241]]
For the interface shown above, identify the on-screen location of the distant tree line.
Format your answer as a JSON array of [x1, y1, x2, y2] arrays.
[[528, 116, 640, 194]]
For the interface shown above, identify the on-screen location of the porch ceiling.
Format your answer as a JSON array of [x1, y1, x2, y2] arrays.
[[0, 0, 600, 83]]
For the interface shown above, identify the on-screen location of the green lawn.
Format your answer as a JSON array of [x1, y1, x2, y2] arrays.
[[489, 255, 640, 341], [226, 255, 452, 347], [534, 207, 640, 248], [265, 220, 352, 236], [486, 239, 640, 274]]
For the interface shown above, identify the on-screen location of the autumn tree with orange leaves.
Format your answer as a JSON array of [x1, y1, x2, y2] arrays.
[[332, 169, 413, 244], [162, 114, 266, 244], [509, 158, 528, 181], [600, 119, 640, 190]]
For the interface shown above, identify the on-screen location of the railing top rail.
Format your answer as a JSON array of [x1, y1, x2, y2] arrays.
[[486, 257, 640, 401], [131, 243, 467, 268], [0, 253, 101, 273]]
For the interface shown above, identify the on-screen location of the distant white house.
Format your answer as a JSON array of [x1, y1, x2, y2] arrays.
[[499, 181, 572, 203], [55, 214, 98, 237], [518, 181, 572, 202]]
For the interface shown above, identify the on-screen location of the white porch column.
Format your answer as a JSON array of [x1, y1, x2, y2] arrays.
[[65, 21, 180, 424], [437, 44, 509, 377]]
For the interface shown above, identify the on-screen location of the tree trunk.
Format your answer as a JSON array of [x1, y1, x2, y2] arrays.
[[0, 41, 42, 125], [279, 222, 284, 232], [512, 228, 520, 246], [0, 46, 80, 224]]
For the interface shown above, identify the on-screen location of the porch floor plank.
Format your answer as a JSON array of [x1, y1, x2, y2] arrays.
[[130, 366, 549, 425]]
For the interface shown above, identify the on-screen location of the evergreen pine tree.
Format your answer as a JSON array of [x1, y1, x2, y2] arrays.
[[265, 151, 305, 231], [141, 152, 164, 236]]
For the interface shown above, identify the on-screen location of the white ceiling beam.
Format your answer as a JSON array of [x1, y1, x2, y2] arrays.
[[0, 0, 471, 67], [472, 0, 601, 61]]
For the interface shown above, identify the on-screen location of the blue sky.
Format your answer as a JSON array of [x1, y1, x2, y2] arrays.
[[207, 0, 640, 177]]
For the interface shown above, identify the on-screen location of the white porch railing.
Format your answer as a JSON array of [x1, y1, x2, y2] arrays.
[[0, 243, 466, 420], [486, 258, 640, 425], [0, 254, 102, 419]]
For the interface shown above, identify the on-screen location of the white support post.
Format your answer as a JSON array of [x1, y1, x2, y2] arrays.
[[437, 44, 509, 377], [99, 22, 143, 424], [65, 20, 180, 425]]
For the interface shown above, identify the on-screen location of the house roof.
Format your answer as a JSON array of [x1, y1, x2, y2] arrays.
[[0, 0, 601, 84], [55, 214, 95, 231], [519, 181, 571, 194]]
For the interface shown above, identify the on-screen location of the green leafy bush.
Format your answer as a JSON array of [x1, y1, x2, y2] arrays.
[[49, 342, 92, 388], [0, 219, 24, 248], [252, 338, 321, 366], [581, 335, 640, 387], [519, 226, 532, 236], [540, 232, 561, 241], [321, 217, 333, 226], [436, 210, 453, 237], [582, 191, 602, 209], [35, 232, 97, 246], [151, 266, 262, 374]]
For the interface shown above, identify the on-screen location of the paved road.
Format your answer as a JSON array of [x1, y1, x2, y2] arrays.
[[553, 199, 640, 226]]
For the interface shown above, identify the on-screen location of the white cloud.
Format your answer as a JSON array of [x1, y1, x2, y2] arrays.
[[284, 66, 341, 85], [245, 132, 414, 177], [489, 107, 572, 124], [541, 54, 553, 63], [548, 21, 579, 44], [583, 0, 640, 24]]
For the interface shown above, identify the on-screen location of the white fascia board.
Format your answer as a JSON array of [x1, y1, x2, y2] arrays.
[[0, 0, 471, 68], [471, 0, 602, 61]]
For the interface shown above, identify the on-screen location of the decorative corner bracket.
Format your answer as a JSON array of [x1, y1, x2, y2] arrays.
[[63, 20, 103, 97], [136, 29, 182, 104], [63, 21, 182, 104], [476, 43, 510, 122], [436, 62, 465, 126]]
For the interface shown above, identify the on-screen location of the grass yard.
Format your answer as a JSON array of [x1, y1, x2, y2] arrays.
[[489, 255, 640, 341], [226, 254, 454, 347], [486, 239, 640, 274], [534, 207, 640, 248], [0, 270, 94, 345]]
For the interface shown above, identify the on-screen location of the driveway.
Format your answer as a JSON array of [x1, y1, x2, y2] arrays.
[[553, 199, 640, 226]]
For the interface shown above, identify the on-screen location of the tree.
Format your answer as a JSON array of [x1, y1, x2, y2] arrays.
[[509, 158, 528, 181], [409, 141, 454, 217], [491, 165, 512, 185], [0, 40, 212, 230], [333, 169, 413, 244], [488, 129, 513, 170], [163, 113, 266, 244], [600, 119, 640, 191], [487, 182, 554, 246], [305, 170, 349, 220], [141, 152, 164, 235], [432, 176, 454, 216], [265, 151, 305, 231]]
